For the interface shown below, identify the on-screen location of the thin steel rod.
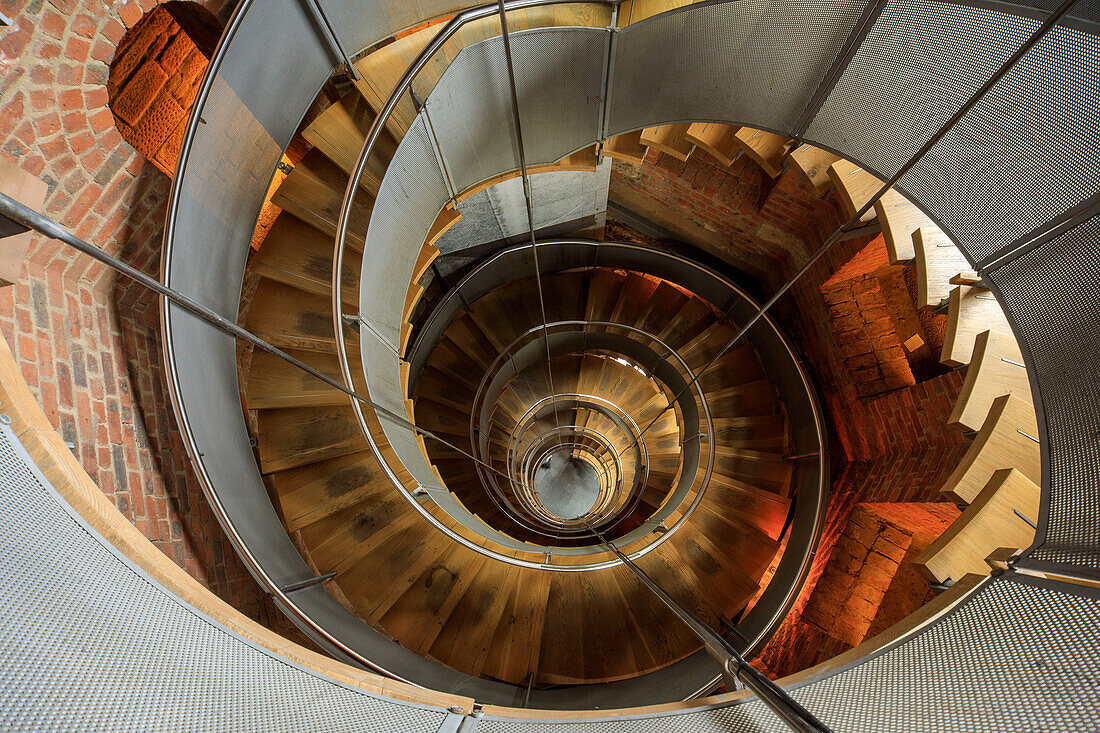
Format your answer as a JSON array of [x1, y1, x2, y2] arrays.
[[301, 0, 361, 80], [496, 0, 563, 447], [0, 192, 522, 489], [587, 525, 830, 733], [622, 0, 1081, 456]]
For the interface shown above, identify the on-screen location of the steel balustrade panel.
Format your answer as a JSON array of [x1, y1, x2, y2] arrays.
[[315, 0, 471, 58], [426, 27, 608, 196], [986, 216, 1100, 568], [165, 0, 344, 593], [479, 576, 1100, 731], [359, 114, 450, 349], [806, 0, 1100, 264], [605, 0, 868, 138], [0, 425, 448, 733]]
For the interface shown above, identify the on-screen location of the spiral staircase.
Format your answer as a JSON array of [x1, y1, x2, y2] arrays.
[[3, 0, 1100, 729]]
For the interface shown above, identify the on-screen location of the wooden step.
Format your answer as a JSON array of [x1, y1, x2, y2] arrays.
[[246, 348, 365, 409], [376, 544, 492, 659], [272, 450, 399, 532], [619, 0, 697, 24], [873, 189, 935, 263], [713, 446, 792, 496], [704, 473, 791, 540], [948, 329, 1031, 432], [639, 124, 695, 161], [733, 127, 790, 178], [941, 285, 1010, 367], [251, 214, 361, 307], [685, 123, 740, 167], [655, 297, 716, 351], [244, 278, 356, 352], [788, 144, 840, 196], [941, 394, 1039, 504], [255, 404, 365, 473], [916, 468, 1039, 583], [301, 90, 398, 193], [270, 150, 372, 247], [827, 159, 882, 223], [690, 502, 781, 582], [427, 561, 519, 678], [914, 227, 979, 309], [298, 499, 420, 575], [602, 130, 649, 165]]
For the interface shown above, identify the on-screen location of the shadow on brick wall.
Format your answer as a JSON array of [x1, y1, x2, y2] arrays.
[[110, 160, 316, 648]]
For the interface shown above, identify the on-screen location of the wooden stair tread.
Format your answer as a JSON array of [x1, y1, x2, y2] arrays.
[[874, 189, 935, 263], [271, 450, 392, 532], [917, 468, 1039, 583], [827, 159, 882, 223], [914, 227, 979, 309], [251, 214, 360, 307], [602, 130, 649, 165], [941, 285, 1010, 367], [685, 123, 740, 167], [949, 329, 1031, 432], [941, 394, 1039, 504], [255, 404, 365, 472], [301, 90, 398, 192], [299, 499, 420, 574], [704, 473, 791, 540], [733, 127, 790, 179], [270, 149, 372, 247], [639, 124, 695, 161], [245, 278, 355, 352], [247, 348, 365, 410], [788, 144, 840, 196]]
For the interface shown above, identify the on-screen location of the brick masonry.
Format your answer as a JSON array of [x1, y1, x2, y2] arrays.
[[801, 502, 959, 648], [0, 0, 311, 646], [107, 2, 218, 176], [609, 143, 976, 680]]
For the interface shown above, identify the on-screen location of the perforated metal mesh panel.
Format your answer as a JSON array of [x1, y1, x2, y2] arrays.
[[427, 27, 607, 196], [988, 216, 1100, 567], [807, 0, 1100, 264], [606, 0, 868, 137], [0, 425, 448, 732], [481, 577, 1100, 732]]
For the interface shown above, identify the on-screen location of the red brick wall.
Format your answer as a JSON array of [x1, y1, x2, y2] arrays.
[[610, 142, 976, 680], [0, 0, 311, 645], [107, 2, 218, 176]]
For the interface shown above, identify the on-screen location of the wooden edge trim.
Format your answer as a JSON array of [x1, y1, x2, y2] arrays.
[[0, 335, 474, 712]]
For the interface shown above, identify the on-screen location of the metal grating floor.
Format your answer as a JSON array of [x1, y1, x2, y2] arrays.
[[0, 424, 449, 733]]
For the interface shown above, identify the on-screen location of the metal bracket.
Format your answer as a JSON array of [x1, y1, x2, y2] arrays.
[[280, 571, 338, 593], [275, 160, 294, 175]]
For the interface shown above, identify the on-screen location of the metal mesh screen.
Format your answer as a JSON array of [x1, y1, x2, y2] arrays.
[[987, 216, 1100, 567], [480, 576, 1100, 732], [0, 425, 448, 732], [806, 0, 1100, 264], [427, 28, 607, 196], [606, 0, 869, 137]]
